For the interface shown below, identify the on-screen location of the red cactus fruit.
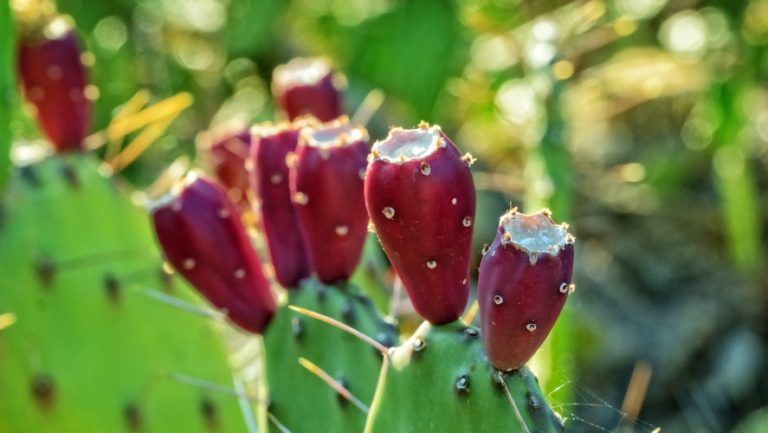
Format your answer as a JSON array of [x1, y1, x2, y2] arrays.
[[290, 116, 369, 284], [478, 208, 575, 371], [365, 122, 476, 325], [272, 57, 343, 122], [198, 129, 252, 208], [18, 20, 89, 153], [249, 121, 312, 289], [151, 173, 276, 334]]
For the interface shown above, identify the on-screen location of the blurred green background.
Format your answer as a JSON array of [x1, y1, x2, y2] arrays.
[[5, 0, 768, 432]]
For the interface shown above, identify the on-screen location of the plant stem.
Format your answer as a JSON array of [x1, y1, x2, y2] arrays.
[[710, 65, 763, 274], [0, 0, 15, 192]]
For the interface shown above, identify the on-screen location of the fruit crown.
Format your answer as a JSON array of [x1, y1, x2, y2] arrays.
[[369, 121, 446, 164], [272, 57, 335, 95], [498, 208, 575, 265], [299, 115, 368, 149]]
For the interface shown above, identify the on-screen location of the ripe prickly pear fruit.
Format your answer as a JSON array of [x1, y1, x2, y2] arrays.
[[249, 122, 311, 289], [18, 19, 89, 153], [478, 208, 575, 371], [272, 57, 343, 122], [365, 122, 475, 325], [290, 116, 369, 284], [198, 129, 252, 208], [151, 173, 276, 334]]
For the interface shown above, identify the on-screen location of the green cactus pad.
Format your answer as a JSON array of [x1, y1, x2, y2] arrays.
[[365, 321, 565, 433], [0, 154, 248, 433], [263, 278, 395, 433]]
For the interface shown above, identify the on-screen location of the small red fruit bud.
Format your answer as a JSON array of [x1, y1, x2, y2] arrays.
[[478, 209, 575, 371], [249, 122, 311, 289], [272, 57, 343, 122], [151, 174, 276, 334], [198, 129, 252, 208], [290, 116, 369, 284], [18, 20, 90, 152], [365, 123, 476, 325]]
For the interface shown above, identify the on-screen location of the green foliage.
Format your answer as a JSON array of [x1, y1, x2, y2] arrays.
[[0, 154, 246, 433], [225, 0, 284, 57], [710, 73, 763, 274], [263, 278, 395, 433], [731, 407, 768, 433], [343, 0, 465, 120], [365, 321, 564, 433]]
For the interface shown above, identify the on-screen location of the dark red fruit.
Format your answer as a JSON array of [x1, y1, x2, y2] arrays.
[[249, 121, 311, 289], [290, 116, 369, 284], [478, 208, 575, 371], [198, 129, 252, 208], [151, 174, 276, 334], [18, 22, 89, 152], [272, 57, 343, 122], [365, 122, 476, 325]]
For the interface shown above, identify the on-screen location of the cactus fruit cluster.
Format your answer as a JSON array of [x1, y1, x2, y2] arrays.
[[155, 60, 395, 432], [363, 125, 574, 432], [155, 126, 395, 431], [3, 5, 578, 430]]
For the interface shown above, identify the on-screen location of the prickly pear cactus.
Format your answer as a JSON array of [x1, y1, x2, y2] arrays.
[[365, 321, 564, 433], [263, 278, 395, 433], [0, 154, 248, 433]]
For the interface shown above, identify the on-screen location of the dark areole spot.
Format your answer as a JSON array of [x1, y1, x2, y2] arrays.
[[454, 374, 470, 396], [31, 374, 55, 406], [35, 255, 56, 286], [104, 273, 120, 302], [124, 402, 143, 431], [200, 397, 218, 428], [291, 316, 304, 339], [59, 162, 79, 188]]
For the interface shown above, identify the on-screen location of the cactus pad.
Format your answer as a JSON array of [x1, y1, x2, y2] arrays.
[[365, 321, 564, 433], [263, 278, 395, 433], [0, 154, 246, 433]]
